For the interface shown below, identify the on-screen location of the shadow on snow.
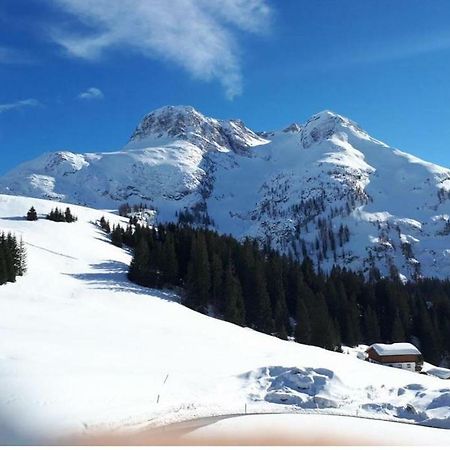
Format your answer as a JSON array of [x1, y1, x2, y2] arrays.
[[65, 260, 180, 303]]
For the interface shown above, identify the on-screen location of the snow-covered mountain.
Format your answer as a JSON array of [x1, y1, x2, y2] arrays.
[[1, 194, 450, 444], [1, 106, 450, 280]]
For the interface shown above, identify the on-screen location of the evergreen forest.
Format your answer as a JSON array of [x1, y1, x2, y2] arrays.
[[100, 218, 450, 365], [0, 232, 26, 285]]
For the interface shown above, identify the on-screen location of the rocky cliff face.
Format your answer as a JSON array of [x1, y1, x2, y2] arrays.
[[126, 105, 267, 154], [1, 106, 450, 280]]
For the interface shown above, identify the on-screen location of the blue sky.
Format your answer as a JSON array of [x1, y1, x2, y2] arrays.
[[2, 0, 450, 174]]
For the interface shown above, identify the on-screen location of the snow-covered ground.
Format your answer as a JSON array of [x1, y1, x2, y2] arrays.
[[1, 194, 450, 444]]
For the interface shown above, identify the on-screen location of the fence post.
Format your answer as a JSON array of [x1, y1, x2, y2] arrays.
[[157, 373, 169, 405]]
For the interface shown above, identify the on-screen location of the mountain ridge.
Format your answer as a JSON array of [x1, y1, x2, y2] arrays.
[[1, 105, 450, 280], [125, 104, 267, 154]]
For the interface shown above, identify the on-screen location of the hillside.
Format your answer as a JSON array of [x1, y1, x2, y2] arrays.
[[1, 107, 449, 280], [1, 194, 450, 444]]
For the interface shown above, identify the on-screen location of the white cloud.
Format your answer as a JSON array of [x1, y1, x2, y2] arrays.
[[78, 87, 104, 100], [48, 0, 272, 99], [0, 99, 41, 114]]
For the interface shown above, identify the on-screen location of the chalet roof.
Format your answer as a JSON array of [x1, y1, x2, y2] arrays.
[[369, 343, 421, 356]]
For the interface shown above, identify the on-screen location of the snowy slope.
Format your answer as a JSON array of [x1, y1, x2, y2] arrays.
[[1, 106, 450, 280], [1, 194, 450, 444]]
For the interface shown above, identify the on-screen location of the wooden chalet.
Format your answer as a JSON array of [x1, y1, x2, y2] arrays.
[[366, 343, 423, 372]]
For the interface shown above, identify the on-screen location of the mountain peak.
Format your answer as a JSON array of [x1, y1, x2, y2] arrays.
[[312, 109, 340, 118], [127, 105, 266, 154], [306, 109, 358, 127], [300, 109, 367, 148], [129, 105, 210, 142], [283, 122, 302, 133], [146, 104, 206, 120]]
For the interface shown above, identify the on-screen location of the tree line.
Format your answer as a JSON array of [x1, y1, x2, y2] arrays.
[[26, 206, 77, 223], [0, 232, 26, 285], [102, 219, 450, 365]]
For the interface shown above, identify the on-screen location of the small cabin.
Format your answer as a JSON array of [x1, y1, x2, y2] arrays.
[[366, 343, 423, 372]]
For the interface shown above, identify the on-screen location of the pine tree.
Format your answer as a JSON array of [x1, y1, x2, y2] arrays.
[[362, 306, 381, 344], [99, 216, 111, 233], [390, 312, 406, 342], [266, 255, 289, 338], [26, 206, 38, 221], [294, 294, 311, 344], [414, 298, 440, 364], [64, 207, 77, 223], [160, 233, 178, 286], [186, 234, 211, 312], [210, 252, 223, 309], [251, 259, 274, 333], [128, 237, 150, 285], [16, 237, 26, 276], [0, 231, 26, 285], [0, 248, 7, 285], [308, 292, 339, 350], [7, 233, 20, 280], [111, 225, 124, 248], [330, 279, 356, 346], [223, 262, 245, 326]]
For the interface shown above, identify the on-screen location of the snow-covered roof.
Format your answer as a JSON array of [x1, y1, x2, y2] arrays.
[[369, 343, 421, 356]]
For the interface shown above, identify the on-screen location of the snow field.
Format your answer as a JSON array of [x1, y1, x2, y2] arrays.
[[0, 194, 449, 444]]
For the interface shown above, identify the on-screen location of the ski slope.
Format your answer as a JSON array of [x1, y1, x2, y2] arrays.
[[1, 194, 450, 444]]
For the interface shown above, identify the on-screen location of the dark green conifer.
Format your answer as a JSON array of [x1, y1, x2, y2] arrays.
[[128, 237, 150, 285], [294, 294, 311, 344], [362, 306, 381, 344], [26, 206, 38, 221], [64, 207, 77, 223], [160, 233, 178, 286], [223, 262, 245, 326], [111, 225, 124, 248], [186, 234, 211, 312]]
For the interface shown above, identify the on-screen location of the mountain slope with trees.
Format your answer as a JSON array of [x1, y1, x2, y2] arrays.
[[1, 106, 449, 280], [2, 193, 450, 442], [103, 219, 450, 365]]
